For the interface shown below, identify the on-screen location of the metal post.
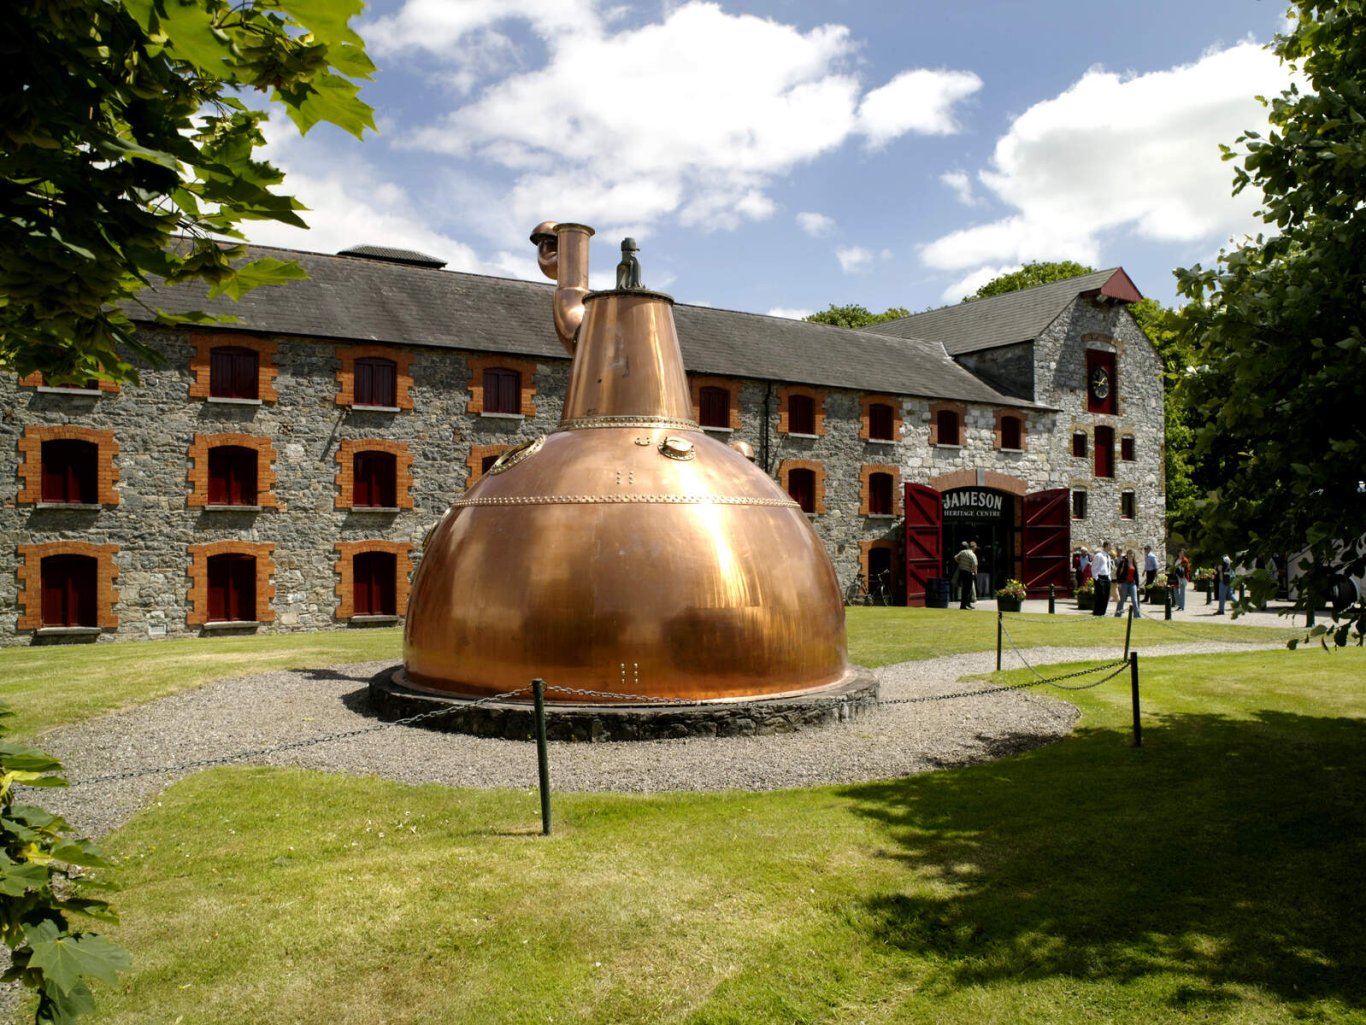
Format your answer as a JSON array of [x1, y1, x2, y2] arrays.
[[1130, 653, 1142, 747], [1206, 582, 1212, 605], [996, 610, 1003, 672], [1123, 603, 1134, 660], [532, 678, 552, 836], [1048, 584, 1056, 615], [1164, 584, 1173, 621]]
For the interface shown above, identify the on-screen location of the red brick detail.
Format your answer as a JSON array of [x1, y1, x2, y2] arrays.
[[860, 395, 901, 442], [983, 471, 1029, 497], [18, 372, 119, 393], [466, 444, 514, 488], [777, 386, 827, 436], [690, 375, 742, 430], [929, 402, 966, 446], [859, 464, 901, 517], [928, 469, 976, 492], [994, 409, 1028, 451], [15, 542, 120, 631], [186, 541, 276, 626], [778, 459, 827, 515], [466, 355, 538, 417], [334, 439, 415, 510], [335, 345, 414, 410], [860, 540, 899, 590], [17, 426, 120, 506], [188, 334, 279, 402], [186, 434, 280, 509], [333, 541, 415, 620], [927, 469, 1029, 497]]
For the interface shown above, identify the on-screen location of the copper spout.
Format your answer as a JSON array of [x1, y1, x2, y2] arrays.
[[530, 221, 594, 354]]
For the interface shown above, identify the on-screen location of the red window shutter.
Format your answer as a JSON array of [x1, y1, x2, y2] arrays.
[[869, 473, 893, 515], [354, 551, 396, 616], [1095, 426, 1115, 478], [699, 386, 730, 428], [211, 347, 259, 400], [41, 555, 95, 626], [353, 451, 396, 507], [209, 447, 257, 505], [788, 395, 815, 434], [868, 403, 894, 440], [41, 440, 97, 503], [1001, 416, 1021, 450], [937, 409, 960, 445], [788, 468, 815, 513], [209, 554, 256, 621], [356, 358, 396, 407], [483, 368, 520, 414], [1121, 436, 1135, 461], [1072, 432, 1087, 457]]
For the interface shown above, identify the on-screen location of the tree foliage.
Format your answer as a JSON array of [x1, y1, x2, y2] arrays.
[[962, 261, 1097, 302], [1, 0, 375, 386], [804, 304, 910, 329], [1173, 0, 1365, 634]]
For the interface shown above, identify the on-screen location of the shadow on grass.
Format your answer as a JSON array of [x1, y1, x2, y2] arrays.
[[838, 709, 1366, 1009]]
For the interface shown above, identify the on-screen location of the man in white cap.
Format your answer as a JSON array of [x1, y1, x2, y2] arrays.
[[1091, 542, 1113, 616]]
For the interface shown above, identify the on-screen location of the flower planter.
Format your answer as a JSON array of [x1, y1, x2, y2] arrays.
[[996, 597, 1023, 613]]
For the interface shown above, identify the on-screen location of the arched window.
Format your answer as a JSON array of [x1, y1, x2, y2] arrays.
[[209, 346, 260, 400], [208, 446, 258, 506], [868, 472, 894, 516], [353, 551, 397, 617], [353, 450, 397, 508], [699, 386, 730, 428], [41, 440, 98, 504], [41, 554, 97, 627], [788, 467, 816, 513], [1000, 415, 1022, 450], [207, 553, 256, 622], [354, 357, 397, 407], [936, 408, 961, 446], [868, 403, 895, 441], [788, 394, 816, 435], [483, 367, 521, 414]]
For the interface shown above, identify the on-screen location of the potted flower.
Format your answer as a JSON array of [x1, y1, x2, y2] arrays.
[[1075, 577, 1096, 609], [995, 578, 1028, 612], [1193, 567, 1215, 594]]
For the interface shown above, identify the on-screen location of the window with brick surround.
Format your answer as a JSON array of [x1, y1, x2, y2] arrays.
[[788, 467, 816, 513], [869, 473, 893, 516], [1072, 490, 1088, 520], [187, 541, 275, 627], [778, 387, 825, 436], [483, 368, 521, 414], [41, 555, 97, 627], [210, 346, 260, 400], [936, 408, 961, 446], [41, 439, 98, 504], [208, 446, 258, 506], [788, 394, 816, 435], [333, 541, 414, 621], [1073, 431, 1088, 458], [868, 403, 894, 441], [335, 439, 413, 511], [208, 553, 257, 622], [1095, 425, 1115, 478], [860, 463, 900, 517], [336, 346, 413, 411], [353, 551, 397, 616], [779, 459, 827, 515], [355, 357, 397, 407], [353, 450, 397, 508], [1121, 436, 1136, 461], [467, 356, 537, 417], [699, 386, 730, 429], [466, 444, 513, 488]]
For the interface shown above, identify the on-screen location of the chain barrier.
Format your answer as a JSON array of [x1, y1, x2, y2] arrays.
[[1142, 613, 1302, 646], [541, 685, 703, 706], [66, 683, 533, 789]]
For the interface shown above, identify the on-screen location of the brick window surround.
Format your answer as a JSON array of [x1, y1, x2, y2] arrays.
[[777, 386, 826, 436], [187, 433, 279, 509], [18, 372, 119, 394], [334, 541, 415, 620], [929, 402, 966, 446], [187, 541, 276, 626], [995, 410, 1027, 451], [860, 396, 901, 442], [188, 333, 279, 402], [336, 345, 414, 410], [466, 444, 513, 488], [16, 542, 120, 631], [335, 439, 414, 510], [466, 355, 537, 417], [778, 459, 827, 515], [860, 540, 898, 592], [690, 376, 742, 430], [859, 464, 901, 517], [17, 426, 120, 506]]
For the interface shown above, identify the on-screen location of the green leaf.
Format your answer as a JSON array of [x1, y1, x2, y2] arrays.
[[24, 922, 131, 995], [151, 0, 234, 76], [49, 841, 113, 870], [207, 257, 309, 300]]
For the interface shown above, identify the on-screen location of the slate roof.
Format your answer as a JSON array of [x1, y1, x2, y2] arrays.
[[867, 268, 1142, 356], [135, 244, 1041, 409]]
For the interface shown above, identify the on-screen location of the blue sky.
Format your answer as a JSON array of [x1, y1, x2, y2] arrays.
[[249, 0, 1293, 319]]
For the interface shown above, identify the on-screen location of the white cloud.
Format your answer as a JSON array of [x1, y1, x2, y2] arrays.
[[767, 306, 814, 320], [856, 69, 982, 146], [836, 246, 893, 274], [940, 170, 978, 207], [379, 1, 978, 240], [920, 41, 1291, 278], [796, 211, 836, 237], [939, 264, 1022, 304]]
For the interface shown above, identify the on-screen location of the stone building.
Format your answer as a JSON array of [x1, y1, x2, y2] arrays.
[[1, 244, 1164, 644]]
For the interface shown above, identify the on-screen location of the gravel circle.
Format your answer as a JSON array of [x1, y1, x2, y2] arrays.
[[39, 642, 1255, 838]]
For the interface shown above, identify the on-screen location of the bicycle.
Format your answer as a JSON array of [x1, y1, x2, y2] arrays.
[[845, 569, 894, 606]]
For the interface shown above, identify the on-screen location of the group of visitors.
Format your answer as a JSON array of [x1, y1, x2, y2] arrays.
[[1073, 543, 1235, 615]]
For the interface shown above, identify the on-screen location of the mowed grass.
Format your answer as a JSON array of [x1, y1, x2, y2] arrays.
[[0, 608, 1299, 739], [68, 630, 1365, 1023]]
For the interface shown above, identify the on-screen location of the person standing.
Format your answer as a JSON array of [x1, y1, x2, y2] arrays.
[[1175, 547, 1192, 611], [1215, 554, 1233, 615], [1143, 545, 1159, 592], [954, 541, 978, 610], [1115, 548, 1143, 618], [1090, 542, 1113, 616]]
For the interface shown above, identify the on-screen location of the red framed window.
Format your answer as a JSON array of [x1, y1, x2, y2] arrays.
[[208, 446, 258, 506], [483, 368, 521, 414], [868, 403, 894, 441], [41, 440, 98, 504], [1000, 415, 1022, 450], [1072, 432, 1088, 458], [1085, 350, 1117, 414], [1121, 436, 1136, 461], [699, 386, 730, 429], [353, 451, 397, 508], [207, 553, 256, 622], [1094, 425, 1115, 479], [353, 551, 397, 616], [355, 358, 397, 407], [869, 472, 893, 516], [936, 408, 961, 446], [40, 554, 97, 627], [788, 467, 816, 513], [209, 346, 260, 400], [788, 394, 815, 435]]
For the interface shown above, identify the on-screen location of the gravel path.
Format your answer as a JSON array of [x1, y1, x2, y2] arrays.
[[33, 640, 1271, 839]]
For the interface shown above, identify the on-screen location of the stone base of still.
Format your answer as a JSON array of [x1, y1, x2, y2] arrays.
[[368, 666, 880, 742]]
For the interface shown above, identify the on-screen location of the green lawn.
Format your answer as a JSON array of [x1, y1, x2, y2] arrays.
[[35, 619, 1362, 1024]]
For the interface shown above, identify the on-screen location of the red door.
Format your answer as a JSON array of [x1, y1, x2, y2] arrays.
[[903, 483, 943, 606], [1022, 489, 1072, 597]]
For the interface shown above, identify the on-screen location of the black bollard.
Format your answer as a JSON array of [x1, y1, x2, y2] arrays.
[[532, 678, 552, 836], [996, 611, 1003, 672], [1123, 603, 1135, 660], [1048, 584, 1056, 615], [1164, 585, 1173, 621], [1130, 653, 1142, 747]]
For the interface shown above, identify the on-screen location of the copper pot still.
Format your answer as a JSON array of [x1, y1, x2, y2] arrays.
[[400, 222, 851, 702]]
